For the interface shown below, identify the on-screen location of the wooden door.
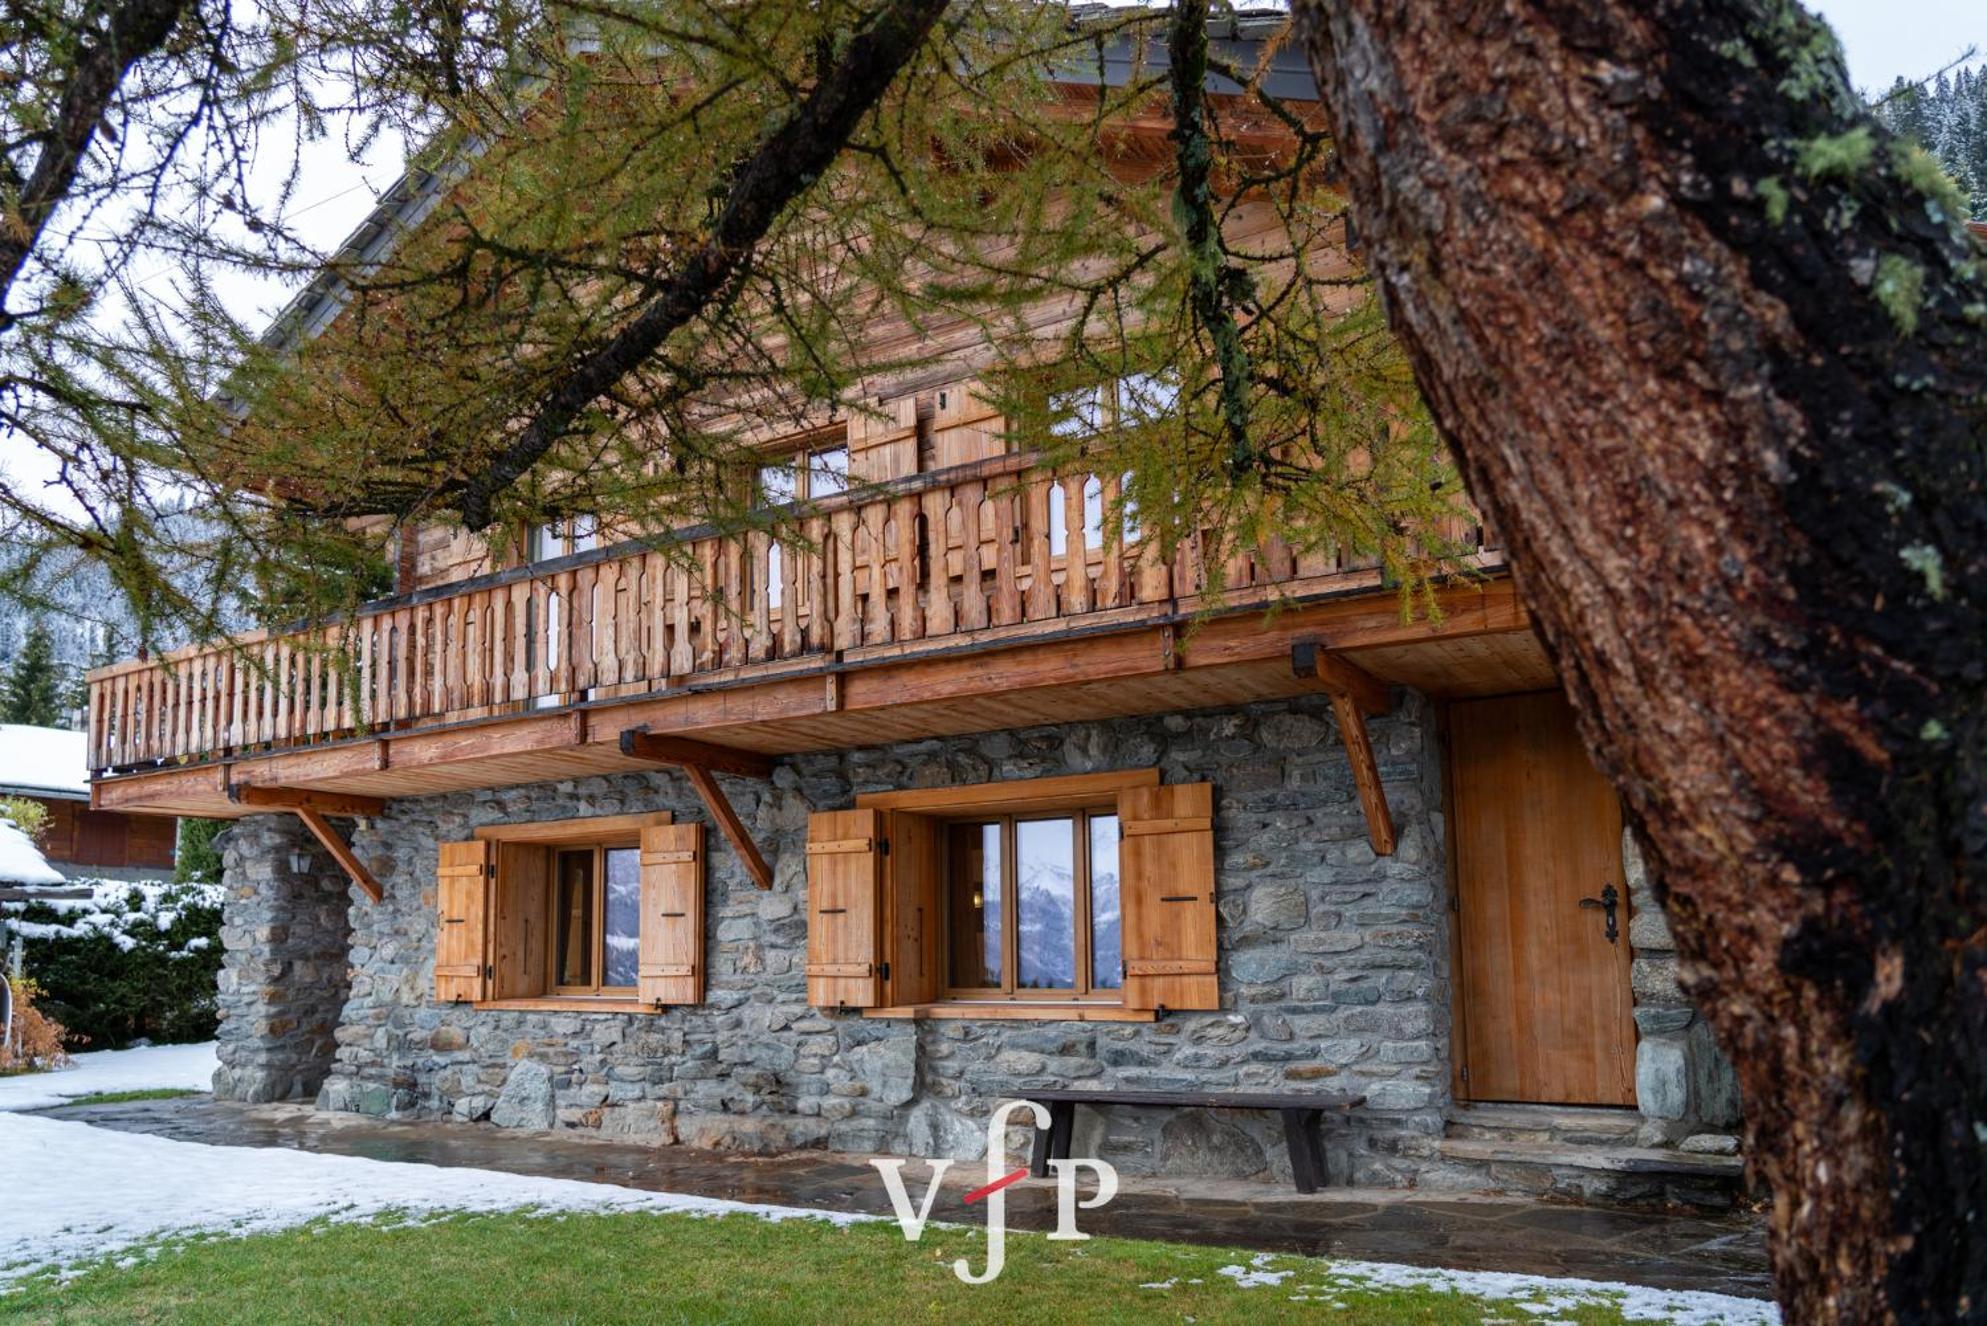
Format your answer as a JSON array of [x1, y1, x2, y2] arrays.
[[1450, 691, 1635, 1106]]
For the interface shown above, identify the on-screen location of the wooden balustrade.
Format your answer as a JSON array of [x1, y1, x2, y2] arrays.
[[87, 453, 1488, 774]]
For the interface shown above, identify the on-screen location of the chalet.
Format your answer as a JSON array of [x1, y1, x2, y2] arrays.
[[82, 18, 1743, 1203], [0, 724, 177, 882]]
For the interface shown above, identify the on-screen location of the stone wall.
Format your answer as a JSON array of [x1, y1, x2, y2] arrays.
[[307, 693, 1456, 1183], [212, 814, 356, 1104], [1625, 831, 1743, 1144]]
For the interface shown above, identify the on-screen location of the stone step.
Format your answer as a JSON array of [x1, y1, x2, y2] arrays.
[[1430, 1134, 1748, 1213], [1437, 1136, 1744, 1179], [1444, 1103, 1644, 1147]]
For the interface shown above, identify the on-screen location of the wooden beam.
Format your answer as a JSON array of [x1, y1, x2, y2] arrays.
[[473, 811, 673, 844], [857, 769, 1159, 813], [227, 784, 387, 817], [293, 805, 384, 902], [1328, 691, 1397, 857], [680, 762, 775, 890], [619, 728, 776, 780], [1291, 640, 1392, 716]]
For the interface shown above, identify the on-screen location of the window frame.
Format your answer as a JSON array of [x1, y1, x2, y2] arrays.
[[548, 839, 642, 998], [938, 807, 1123, 1004]]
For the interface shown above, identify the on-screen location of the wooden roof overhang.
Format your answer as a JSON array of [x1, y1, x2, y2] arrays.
[[91, 573, 1549, 823]]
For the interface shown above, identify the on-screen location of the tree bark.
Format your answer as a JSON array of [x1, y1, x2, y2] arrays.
[[1291, 1, 1987, 1320]]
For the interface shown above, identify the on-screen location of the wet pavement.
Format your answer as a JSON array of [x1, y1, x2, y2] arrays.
[[44, 1095, 1772, 1300]]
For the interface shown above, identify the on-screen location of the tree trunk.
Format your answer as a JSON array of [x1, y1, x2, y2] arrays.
[[1291, 2, 1987, 1320]]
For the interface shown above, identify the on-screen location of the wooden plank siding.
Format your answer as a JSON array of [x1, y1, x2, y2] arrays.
[[87, 445, 1508, 787]]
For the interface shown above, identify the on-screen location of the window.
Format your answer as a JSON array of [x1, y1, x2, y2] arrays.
[[943, 811, 1123, 999], [528, 517, 601, 563], [552, 843, 642, 995], [436, 814, 703, 1012], [759, 443, 851, 506]]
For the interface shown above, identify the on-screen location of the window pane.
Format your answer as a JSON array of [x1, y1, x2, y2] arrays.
[[602, 847, 641, 988], [1089, 814, 1122, 990], [1016, 818, 1076, 989], [947, 821, 1002, 988], [570, 515, 600, 553], [810, 446, 849, 498], [554, 850, 594, 987], [529, 523, 561, 562], [1049, 385, 1104, 438], [1118, 371, 1180, 423], [759, 463, 797, 506]]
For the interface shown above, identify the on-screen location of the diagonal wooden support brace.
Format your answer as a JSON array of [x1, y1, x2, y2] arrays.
[[1292, 641, 1397, 856], [294, 807, 385, 903], [620, 727, 776, 889], [228, 783, 386, 901]]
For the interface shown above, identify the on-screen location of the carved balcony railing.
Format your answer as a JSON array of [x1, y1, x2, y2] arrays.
[[87, 452, 1494, 775]]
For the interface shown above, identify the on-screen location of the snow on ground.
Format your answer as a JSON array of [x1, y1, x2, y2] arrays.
[[0, 1041, 218, 1110], [1184, 1251, 1780, 1326], [0, 1111, 874, 1286]]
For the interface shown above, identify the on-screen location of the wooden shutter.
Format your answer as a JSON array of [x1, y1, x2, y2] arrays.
[[884, 811, 943, 1006], [639, 822, 705, 1005], [435, 839, 495, 1002], [805, 808, 885, 1007], [1118, 782, 1219, 1010], [490, 843, 550, 999]]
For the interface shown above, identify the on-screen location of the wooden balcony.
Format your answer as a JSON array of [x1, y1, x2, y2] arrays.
[[87, 452, 1532, 816]]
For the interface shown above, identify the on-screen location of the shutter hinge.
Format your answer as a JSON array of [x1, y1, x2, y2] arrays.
[[878, 961, 891, 980], [1459, 1065, 1470, 1083], [1449, 892, 1459, 913], [879, 838, 890, 857], [484, 964, 493, 980]]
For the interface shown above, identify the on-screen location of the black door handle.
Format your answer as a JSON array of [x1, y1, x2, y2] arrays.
[[1579, 883, 1620, 944]]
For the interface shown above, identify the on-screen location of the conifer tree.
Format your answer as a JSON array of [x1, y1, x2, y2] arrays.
[[0, 621, 66, 728]]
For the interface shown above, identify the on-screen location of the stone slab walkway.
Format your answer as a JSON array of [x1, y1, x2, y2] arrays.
[[47, 1096, 1772, 1300]]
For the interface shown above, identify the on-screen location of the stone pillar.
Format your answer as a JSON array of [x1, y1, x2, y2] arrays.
[[212, 814, 356, 1103], [1625, 828, 1742, 1138]]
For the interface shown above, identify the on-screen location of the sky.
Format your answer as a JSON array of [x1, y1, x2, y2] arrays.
[[1808, 0, 1982, 92], [0, 1, 1980, 517]]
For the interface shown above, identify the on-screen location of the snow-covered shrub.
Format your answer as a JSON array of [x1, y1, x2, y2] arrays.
[[1, 880, 225, 1049]]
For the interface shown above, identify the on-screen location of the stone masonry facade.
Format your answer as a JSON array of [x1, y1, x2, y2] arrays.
[[214, 691, 1741, 1188], [212, 814, 355, 1104]]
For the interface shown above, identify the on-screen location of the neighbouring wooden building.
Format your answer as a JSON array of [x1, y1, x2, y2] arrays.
[[83, 20, 1743, 1203], [1, 724, 177, 882]]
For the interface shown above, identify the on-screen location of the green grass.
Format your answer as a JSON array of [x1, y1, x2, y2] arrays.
[[0, 1209, 1651, 1325], [48, 1089, 202, 1109]]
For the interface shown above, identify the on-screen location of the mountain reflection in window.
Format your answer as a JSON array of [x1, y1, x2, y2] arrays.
[[1016, 818, 1076, 988], [603, 847, 641, 988], [1090, 814, 1122, 989]]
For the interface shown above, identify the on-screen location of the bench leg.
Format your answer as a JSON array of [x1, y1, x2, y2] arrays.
[[1030, 1102, 1078, 1177], [1049, 1101, 1076, 1167], [1281, 1108, 1326, 1194], [1030, 1117, 1053, 1178]]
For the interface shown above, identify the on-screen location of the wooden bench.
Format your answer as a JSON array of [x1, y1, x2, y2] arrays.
[[1015, 1088, 1366, 1194]]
